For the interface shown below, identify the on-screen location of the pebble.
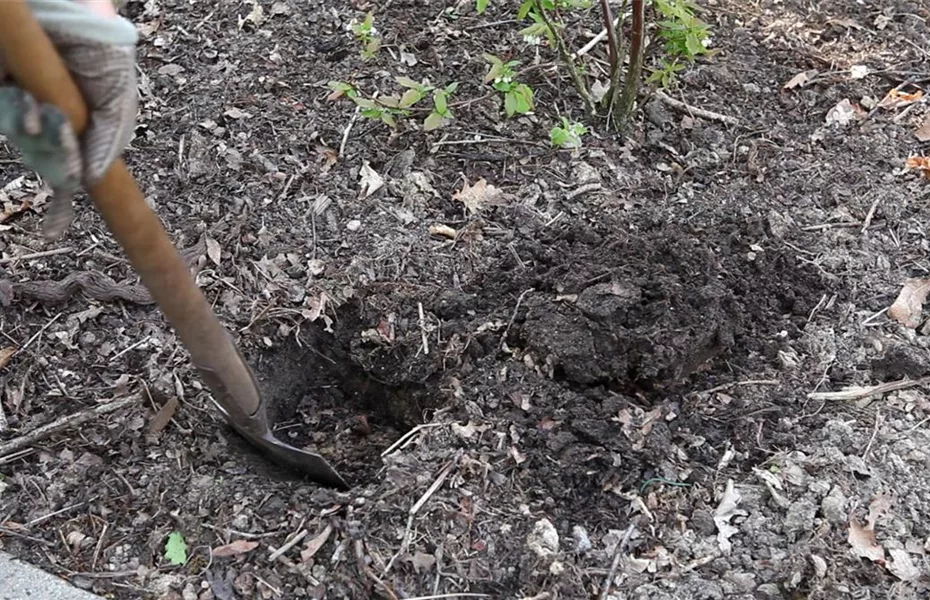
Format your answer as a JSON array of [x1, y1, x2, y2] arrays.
[[526, 518, 559, 558], [571, 525, 592, 553], [346, 219, 361, 231]]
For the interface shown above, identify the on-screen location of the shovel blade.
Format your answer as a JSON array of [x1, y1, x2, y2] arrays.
[[241, 427, 350, 490]]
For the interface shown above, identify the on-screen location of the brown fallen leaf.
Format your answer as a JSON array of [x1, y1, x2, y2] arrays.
[[212, 539, 260, 558], [906, 156, 930, 179], [878, 88, 924, 110], [300, 524, 332, 563], [0, 346, 16, 370], [452, 177, 506, 215], [848, 519, 885, 563], [783, 71, 810, 90], [916, 114, 930, 142], [147, 396, 179, 436], [889, 278, 930, 328]]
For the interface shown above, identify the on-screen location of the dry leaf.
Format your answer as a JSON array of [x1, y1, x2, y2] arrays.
[[428, 223, 457, 239], [410, 551, 436, 573], [867, 493, 892, 528], [147, 396, 179, 436], [888, 277, 930, 327], [452, 177, 505, 215], [848, 519, 885, 563], [300, 524, 332, 562], [849, 65, 869, 79], [906, 156, 930, 178], [224, 107, 252, 120], [878, 88, 924, 110], [783, 72, 810, 90], [205, 236, 222, 266], [825, 99, 864, 126], [359, 161, 384, 198], [509, 446, 527, 464], [713, 479, 745, 553], [212, 539, 260, 558], [887, 548, 921, 581], [915, 114, 930, 142], [239, 0, 264, 28], [0, 346, 16, 370], [0, 198, 32, 224]]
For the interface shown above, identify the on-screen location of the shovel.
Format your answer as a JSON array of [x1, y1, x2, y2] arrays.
[[0, 1, 348, 490]]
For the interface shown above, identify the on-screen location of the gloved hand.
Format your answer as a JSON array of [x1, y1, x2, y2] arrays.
[[0, 0, 138, 240]]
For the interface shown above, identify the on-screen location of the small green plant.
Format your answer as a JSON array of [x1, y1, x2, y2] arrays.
[[351, 12, 381, 60], [328, 78, 458, 131], [424, 82, 460, 131], [476, 0, 489, 14], [164, 531, 188, 566], [647, 0, 713, 87], [517, 0, 590, 45], [483, 54, 534, 117], [550, 117, 588, 149]]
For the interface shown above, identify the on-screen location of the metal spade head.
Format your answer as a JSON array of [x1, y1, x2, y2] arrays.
[[228, 421, 349, 490]]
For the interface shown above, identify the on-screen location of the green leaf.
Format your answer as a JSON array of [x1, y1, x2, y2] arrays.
[[433, 90, 448, 114], [396, 76, 421, 89], [327, 81, 353, 92], [511, 83, 534, 114], [476, 0, 489, 14], [379, 95, 401, 108], [517, 0, 534, 19], [400, 89, 425, 108], [550, 127, 569, 147], [352, 97, 377, 109], [423, 111, 445, 131], [444, 81, 460, 95], [164, 531, 188, 566], [381, 112, 397, 128]]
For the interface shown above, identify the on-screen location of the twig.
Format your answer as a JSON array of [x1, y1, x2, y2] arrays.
[[381, 423, 444, 458], [405, 595, 492, 600], [0, 247, 73, 265], [0, 395, 138, 459], [860, 197, 881, 234], [697, 379, 780, 396], [17, 313, 62, 355], [500, 289, 534, 350], [653, 89, 740, 126], [27, 500, 86, 527], [807, 377, 930, 401], [574, 14, 623, 58], [383, 454, 459, 575], [417, 302, 429, 356], [861, 408, 883, 459], [535, 1, 595, 116], [599, 523, 636, 600], [339, 106, 360, 157], [268, 527, 308, 562]]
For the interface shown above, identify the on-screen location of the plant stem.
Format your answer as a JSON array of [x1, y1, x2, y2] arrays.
[[615, 0, 644, 132], [535, 0, 595, 117], [602, 0, 628, 122]]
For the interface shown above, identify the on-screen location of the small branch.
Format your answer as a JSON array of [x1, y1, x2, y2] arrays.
[[0, 247, 73, 265], [614, 0, 644, 131], [807, 378, 930, 402], [653, 89, 740, 126], [535, 1, 595, 116], [0, 395, 138, 459]]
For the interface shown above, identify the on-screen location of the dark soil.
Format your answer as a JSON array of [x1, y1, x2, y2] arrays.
[[3, 0, 930, 598]]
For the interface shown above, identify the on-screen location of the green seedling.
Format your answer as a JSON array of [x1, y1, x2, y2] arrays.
[[164, 531, 188, 566], [424, 82, 459, 131], [484, 54, 534, 117], [476, 0, 489, 14], [351, 12, 381, 60], [647, 0, 713, 87], [550, 117, 587, 149]]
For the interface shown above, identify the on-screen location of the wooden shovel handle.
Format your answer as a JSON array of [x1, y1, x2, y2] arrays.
[[0, 1, 261, 416]]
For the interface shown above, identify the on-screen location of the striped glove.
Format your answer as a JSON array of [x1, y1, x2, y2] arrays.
[[0, 0, 138, 240]]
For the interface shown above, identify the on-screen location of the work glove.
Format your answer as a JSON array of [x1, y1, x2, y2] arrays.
[[0, 0, 138, 240]]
